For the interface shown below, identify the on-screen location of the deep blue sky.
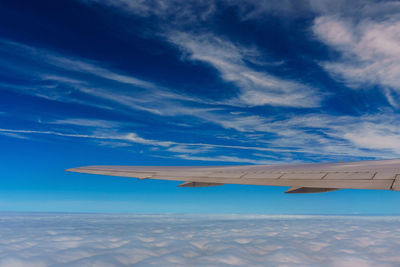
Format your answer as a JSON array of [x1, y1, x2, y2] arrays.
[[1, 0, 400, 213]]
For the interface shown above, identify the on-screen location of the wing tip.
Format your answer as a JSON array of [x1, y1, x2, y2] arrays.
[[65, 167, 88, 173]]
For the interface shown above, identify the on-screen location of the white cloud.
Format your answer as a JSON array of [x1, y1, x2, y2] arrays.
[[3, 2, 400, 163], [176, 154, 277, 165], [124, 133, 174, 147], [0, 39, 157, 90], [81, 2, 322, 109], [0, 258, 47, 267], [196, 112, 400, 158], [0, 128, 286, 163], [49, 118, 120, 128], [313, 16, 355, 48], [0, 128, 175, 148], [0, 128, 99, 139], [77, 86, 215, 117], [261, 113, 400, 157], [167, 145, 212, 154], [46, 55, 157, 89], [82, 0, 217, 23], [79, 0, 400, 112], [0, 213, 399, 266], [0, 39, 215, 118], [0, 132, 30, 140], [5, 36, 319, 119], [168, 32, 322, 108], [339, 121, 400, 153], [4, 109, 400, 161], [312, 4, 400, 106], [96, 141, 132, 148]]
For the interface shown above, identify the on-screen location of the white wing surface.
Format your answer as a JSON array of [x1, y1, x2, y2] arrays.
[[66, 159, 400, 193]]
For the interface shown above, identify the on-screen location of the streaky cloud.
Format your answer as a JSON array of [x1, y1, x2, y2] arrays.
[[48, 118, 121, 128], [312, 3, 400, 107], [167, 32, 322, 108]]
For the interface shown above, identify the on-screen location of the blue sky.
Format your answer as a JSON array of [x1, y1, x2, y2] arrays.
[[1, 0, 400, 213]]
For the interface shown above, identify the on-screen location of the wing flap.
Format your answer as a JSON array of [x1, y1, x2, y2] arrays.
[[285, 187, 340, 193], [168, 176, 393, 190], [178, 181, 224, 187]]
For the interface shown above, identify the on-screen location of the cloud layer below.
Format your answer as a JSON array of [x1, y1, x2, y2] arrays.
[[0, 213, 400, 267]]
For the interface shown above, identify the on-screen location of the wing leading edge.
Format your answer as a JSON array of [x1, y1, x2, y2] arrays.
[[66, 159, 400, 193]]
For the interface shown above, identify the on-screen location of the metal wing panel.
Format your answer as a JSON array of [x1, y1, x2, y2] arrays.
[[243, 172, 283, 179], [66, 159, 400, 192], [65, 166, 157, 179], [324, 172, 375, 180], [281, 172, 327, 180]]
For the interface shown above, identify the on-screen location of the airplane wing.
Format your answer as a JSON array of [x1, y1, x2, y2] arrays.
[[66, 159, 400, 193]]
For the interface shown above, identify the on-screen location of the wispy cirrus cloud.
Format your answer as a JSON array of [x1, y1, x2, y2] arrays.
[[3, 0, 400, 166], [176, 154, 277, 165], [0, 127, 283, 164], [0, 132, 30, 140], [49, 118, 120, 128], [82, 0, 218, 23], [0, 127, 275, 155], [0, 39, 215, 117], [2, 35, 400, 161], [312, 2, 400, 107], [82, 0, 324, 108], [3, 108, 400, 162], [196, 111, 400, 158], [273, 113, 400, 156], [166, 145, 212, 154], [167, 32, 322, 108], [0, 128, 176, 148], [78, 0, 400, 109], [1, 39, 157, 90], [46, 56, 158, 89]]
